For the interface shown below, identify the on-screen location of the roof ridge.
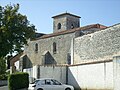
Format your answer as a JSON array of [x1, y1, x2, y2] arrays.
[[52, 12, 81, 18], [33, 24, 107, 40]]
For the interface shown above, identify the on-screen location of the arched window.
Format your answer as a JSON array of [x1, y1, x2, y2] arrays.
[[53, 42, 57, 54], [35, 43, 38, 53], [57, 23, 61, 30]]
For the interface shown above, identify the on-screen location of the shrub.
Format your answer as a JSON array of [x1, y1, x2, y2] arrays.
[[8, 72, 29, 90], [0, 74, 8, 80]]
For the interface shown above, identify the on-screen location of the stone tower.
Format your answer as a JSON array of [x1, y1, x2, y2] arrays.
[[52, 12, 81, 33]]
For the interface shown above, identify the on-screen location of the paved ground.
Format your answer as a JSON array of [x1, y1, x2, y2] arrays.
[[0, 86, 8, 90]]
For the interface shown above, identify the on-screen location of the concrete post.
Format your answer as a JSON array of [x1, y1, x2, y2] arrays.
[[113, 56, 120, 90]]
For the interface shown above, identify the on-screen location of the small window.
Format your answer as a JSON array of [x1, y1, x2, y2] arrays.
[[53, 42, 57, 54], [71, 24, 74, 29], [35, 43, 38, 53], [57, 23, 61, 30]]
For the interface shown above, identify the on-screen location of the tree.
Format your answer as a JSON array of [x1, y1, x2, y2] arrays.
[[0, 57, 6, 74], [0, 4, 36, 57]]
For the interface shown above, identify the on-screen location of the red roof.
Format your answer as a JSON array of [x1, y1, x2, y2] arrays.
[[34, 24, 107, 40]]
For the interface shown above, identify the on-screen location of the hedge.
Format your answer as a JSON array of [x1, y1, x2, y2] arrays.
[[8, 72, 29, 90]]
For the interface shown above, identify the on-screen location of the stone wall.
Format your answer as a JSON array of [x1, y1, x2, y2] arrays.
[[24, 33, 76, 66], [53, 16, 67, 32], [24, 26, 103, 66], [66, 15, 80, 30], [53, 14, 79, 33], [73, 24, 120, 64]]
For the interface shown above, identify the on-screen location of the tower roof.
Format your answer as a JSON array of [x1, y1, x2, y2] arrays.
[[52, 12, 81, 18]]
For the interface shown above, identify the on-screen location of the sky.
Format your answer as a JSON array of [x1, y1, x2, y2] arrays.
[[0, 0, 120, 34]]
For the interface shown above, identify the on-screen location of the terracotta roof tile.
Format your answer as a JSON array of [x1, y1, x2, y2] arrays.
[[34, 24, 107, 40]]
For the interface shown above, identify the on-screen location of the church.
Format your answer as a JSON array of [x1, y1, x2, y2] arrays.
[[21, 12, 107, 68], [10, 12, 120, 90]]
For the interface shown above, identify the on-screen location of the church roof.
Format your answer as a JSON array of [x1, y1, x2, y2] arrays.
[[52, 12, 81, 18], [35, 24, 107, 40]]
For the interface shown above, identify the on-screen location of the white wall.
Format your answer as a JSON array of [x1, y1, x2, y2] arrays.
[[23, 65, 67, 84], [68, 61, 113, 90], [23, 61, 115, 90], [23, 68, 33, 77], [15, 60, 19, 71], [113, 56, 120, 90], [38, 66, 67, 84]]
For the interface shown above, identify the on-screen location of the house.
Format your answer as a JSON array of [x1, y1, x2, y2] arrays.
[[9, 52, 23, 73]]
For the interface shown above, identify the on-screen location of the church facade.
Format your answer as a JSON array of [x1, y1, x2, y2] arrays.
[[23, 13, 107, 67]]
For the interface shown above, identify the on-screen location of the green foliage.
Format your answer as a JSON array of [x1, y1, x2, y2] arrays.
[[0, 74, 8, 80], [0, 57, 6, 74], [8, 72, 29, 90], [0, 4, 36, 57]]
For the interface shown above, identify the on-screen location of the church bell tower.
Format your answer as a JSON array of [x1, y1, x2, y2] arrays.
[[52, 12, 81, 33]]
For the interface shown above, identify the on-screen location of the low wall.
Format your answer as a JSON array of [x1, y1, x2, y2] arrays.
[[23, 68, 34, 83], [68, 61, 113, 90], [113, 56, 120, 90], [24, 65, 67, 84], [24, 58, 120, 90], [0, 80, 7, 86], [37, 65, 67, 84]]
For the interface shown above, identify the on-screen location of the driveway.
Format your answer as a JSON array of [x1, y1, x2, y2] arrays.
[[0, 86, 8, 90]]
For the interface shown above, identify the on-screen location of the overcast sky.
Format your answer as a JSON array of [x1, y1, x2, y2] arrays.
[[1, 0, 120, 34]]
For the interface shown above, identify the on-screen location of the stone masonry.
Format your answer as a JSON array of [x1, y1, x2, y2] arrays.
[[24, 13, 107, 66], [73, 24, 120, 64]]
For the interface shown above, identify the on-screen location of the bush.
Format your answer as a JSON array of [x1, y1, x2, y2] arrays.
[[8, 72, 29, 90], [0, 74, 8, 80]]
